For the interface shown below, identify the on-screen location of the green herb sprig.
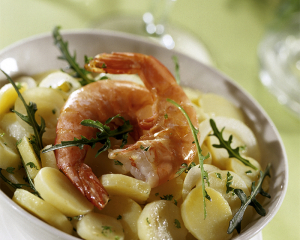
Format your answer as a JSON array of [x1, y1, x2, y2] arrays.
[[227, 163, 271, 234], [42, 114, 133, 157], [167, 98, 210, 219], [0, 168, 31, 189], [209, 118, 258, 170], [53, 26, 94, 86], [0, 70, 45, 158]]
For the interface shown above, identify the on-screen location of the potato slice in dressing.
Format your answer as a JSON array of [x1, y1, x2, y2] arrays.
[[138, 200, 187, 240], [147, 176, 183, 204], [0, 112, 29, 144], [14, 87, 65, 145], [0, 128, 21, 170], [76, 212, 124, 240], [13, 189, 73, 234], [40, 145, 59, 169], [226, 157, 261, 190], [199, 117, 260, 169], [182, 164, 220, 200], [0, 82, 27, 116], [34, 167, 94, 217], [96, 195, 142, 240], [100, 174, 151, 204], [199, 93, 245, 122], [181, 187, 233, 240], [199, 170, 250, 215], [17, 136, 41, 179]]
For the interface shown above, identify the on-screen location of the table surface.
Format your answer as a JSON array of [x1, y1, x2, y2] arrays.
[[0, 0, 299, 239]]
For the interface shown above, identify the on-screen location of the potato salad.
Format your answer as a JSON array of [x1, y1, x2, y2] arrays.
[[0, 27, 270, 240]]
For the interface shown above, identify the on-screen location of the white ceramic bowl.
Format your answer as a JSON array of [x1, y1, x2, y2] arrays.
[[0, 30, 288, 240]]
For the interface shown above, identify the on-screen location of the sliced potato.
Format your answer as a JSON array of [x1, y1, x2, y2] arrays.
[[85, 142, 129, 177], [182, 164, 220, 200], [34, 167, 94, 217], [181, 187, 233, 240], [199, 93, 245, 122], [76, 212, 124, 240], [13, 189, 73, 234], [183, 87, 206, 123], [147, 176, 183, 204], [0, 128, 21, 169], [192, 144, 212, 165], [40, 145, 58, 169], [199, 117, 261, 169], [17, 136, 41, 179], [182, 87, 203, 106], [100, 174, 151, 204], [138, 200, 187, 240], [1, 168, 30, 193], [201, 170, 250, 215], [38, 71, 81, 95], [105, 73, 144, 85], [96, 195, 142, 240], [0, 112, 30, 144], [31, 69, 58, 85], [14, 87, 65, 145], [226, 157, 261, 190], [14, 76, 37, 89], [0, 82, 27, 116]]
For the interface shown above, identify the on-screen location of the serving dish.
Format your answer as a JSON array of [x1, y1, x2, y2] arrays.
[[0, 29, 288, 240]]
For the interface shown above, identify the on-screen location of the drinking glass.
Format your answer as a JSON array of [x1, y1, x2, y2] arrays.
[[258, 11, 300, 117], [94, 0, 212, 65]]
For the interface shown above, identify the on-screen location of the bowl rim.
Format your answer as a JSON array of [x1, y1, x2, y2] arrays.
[[0, 28, 289, 240]]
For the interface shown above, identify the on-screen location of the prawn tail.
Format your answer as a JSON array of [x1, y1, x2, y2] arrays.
[[78, 164, 109, 210]]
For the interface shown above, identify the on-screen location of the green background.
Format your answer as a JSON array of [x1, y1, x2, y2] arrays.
[[1, 0, 299, 239]]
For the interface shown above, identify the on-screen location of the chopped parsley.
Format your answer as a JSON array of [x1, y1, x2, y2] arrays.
[[160, 194, 173, 201], [6, 167, 15, 174], [174, 219, 181, 228], [140, 145, 150, 151], [101, 226, 112, 236], [215, 172, 222, 179], [176, 162, 196, 176], [114, 160, 123, 166]]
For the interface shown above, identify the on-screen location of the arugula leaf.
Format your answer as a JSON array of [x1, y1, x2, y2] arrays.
[[42, 114, 133, 157], [0, 168, 31, 189], [53, 26, 94, 86], [227, 163, 271, 234], [209, 118, 258, 170], [226, 171, 234, 194], [167, 98, 210, 219], [1, 70, 45, 157]]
